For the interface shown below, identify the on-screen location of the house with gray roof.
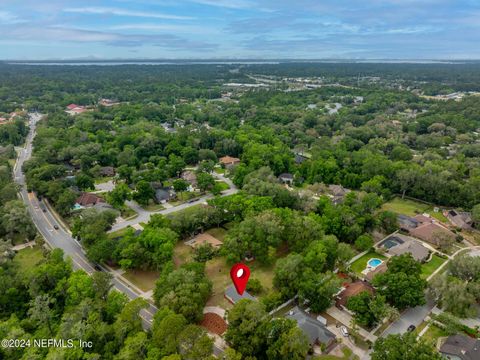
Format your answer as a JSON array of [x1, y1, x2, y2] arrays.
[[439, 334, 480, 360], [285, 306, 336, 348], [224, 285, 256, 304]]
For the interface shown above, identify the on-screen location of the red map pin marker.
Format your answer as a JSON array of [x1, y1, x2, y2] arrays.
[[230, 263, 250, 295]]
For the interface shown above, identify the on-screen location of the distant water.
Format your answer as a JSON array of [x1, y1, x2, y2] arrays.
[[7, 61, 280, 66]]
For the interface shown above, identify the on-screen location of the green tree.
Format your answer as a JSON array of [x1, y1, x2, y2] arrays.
[[173, 179, 189, 192], [108, 183, 131, 209], [197, 172, 216, 192], [371, 333, 442, 360], [298, 270, 341, 313], [134, 180, 155, 205]]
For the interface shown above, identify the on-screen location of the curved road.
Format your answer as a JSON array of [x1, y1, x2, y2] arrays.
[[14, 113, 157, 328], [14, 113, 226, 355]]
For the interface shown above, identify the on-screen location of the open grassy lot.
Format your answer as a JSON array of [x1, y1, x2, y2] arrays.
[[120, 206, 137, 219], [123, 269, 159, 292], [349, 251, 387, 275], [173, 242, 194, 267], [382, 197, 447, 223], [421, 254, 447, 279], [13, 247, 44, 274], [214, 167, 225, 174], [206, 227, 227, 241], [205, 256, 276, 308]]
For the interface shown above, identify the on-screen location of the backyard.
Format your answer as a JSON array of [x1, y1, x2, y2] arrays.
[[349, 251, 387, 275], [420, 254, 447, 279], [382, 197, 448, 223]]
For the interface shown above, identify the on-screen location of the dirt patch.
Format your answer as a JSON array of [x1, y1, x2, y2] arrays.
[[200, 312, 227, 335]]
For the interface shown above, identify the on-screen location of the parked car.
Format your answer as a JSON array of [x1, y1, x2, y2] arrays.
[[340, 326, 349, 337], [53, 224, 59, 230], [407, 325, 416, 332]]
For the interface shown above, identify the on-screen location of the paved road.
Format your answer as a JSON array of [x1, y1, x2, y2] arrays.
[[382, 299, 436, 336], [14, 113, 226, 355], [14, 113, 157, 328], [110, 171, 238, 232]]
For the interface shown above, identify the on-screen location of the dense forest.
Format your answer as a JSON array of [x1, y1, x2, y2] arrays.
[[1, 62, 479, 359]]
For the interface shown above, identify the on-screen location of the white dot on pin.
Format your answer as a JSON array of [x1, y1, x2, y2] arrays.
[[236, 268, 244, 278]]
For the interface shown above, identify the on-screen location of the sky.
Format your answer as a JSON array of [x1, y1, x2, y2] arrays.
[[0, 0, 479, 60]]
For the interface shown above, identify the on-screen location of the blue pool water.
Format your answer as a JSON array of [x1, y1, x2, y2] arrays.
[[367, 258, 382, 268]]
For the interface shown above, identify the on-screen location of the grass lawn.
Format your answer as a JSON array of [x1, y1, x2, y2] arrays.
[[120, 206, 137, 219], [215, 181, 230, 191], [141, 202, 165, 212], [123, 269, 159, 292], [214, 167, 225, 174], [108, 227, 133, 239], [421, 254, 447, 279], [382, 197, 447, 223], [421, 324, 448, 345], [94, 176, 113, 184], [173, 242, 193, 267], [349, 251, 387, 275], [13, 247, 44, 274], [206, 227, 227, 241], [315, 346, 357, 360], [205, 256, 276, 308]]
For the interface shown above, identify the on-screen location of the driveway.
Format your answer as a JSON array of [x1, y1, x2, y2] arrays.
[[382, 299, 435, 336]]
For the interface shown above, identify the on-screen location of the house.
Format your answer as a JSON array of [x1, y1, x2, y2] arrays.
[[335, 281, 374, 310], [181, 170, 198, 190], [439, 334, 480, 360], [219, 156, 241, 169], [224, 285, 256, 304], [328, 184, 351, 205], [99, 98, 119, 107], [278, 173, 294, 185], [75, 192, 105, 207], [365, 262, 388, 282], [381, 233, 430, 262], [65, 104, 87, 116], [409, 222, 456, 247], [389, 239, 430, 262], [99, 166, 115, 177], [446, 210, 473, 230], [286, 307, 336, 348], [187, 233, 223, 249], [398, 214, 420, 231], [154, 188, 175, 204]]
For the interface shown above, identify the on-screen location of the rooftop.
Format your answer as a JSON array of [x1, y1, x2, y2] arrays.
[[224, 285, 256, 304], [286, 306, 336, 346], [440, 334, 480, 360]]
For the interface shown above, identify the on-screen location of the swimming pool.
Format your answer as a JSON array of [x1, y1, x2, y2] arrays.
[[367, 258, 383, 268]]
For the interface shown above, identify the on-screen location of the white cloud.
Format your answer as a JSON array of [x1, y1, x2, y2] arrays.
[[63, 7, 194, 20], [189, 0, 254, 9], [0, 10, 25, 24], [109, 23, 213, 34]]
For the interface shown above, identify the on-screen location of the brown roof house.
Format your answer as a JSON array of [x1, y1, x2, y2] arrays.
[[365, 262, 388, 282], [75, 192, 105, 208], [409, 222, 456, 247], [335, 281, 374, 310], [219, 156, 240, 169], [186, 233, 223, 249], [328, 184, 351, 205], [446, 210, 473, 230], [439, 334, 480, 360]]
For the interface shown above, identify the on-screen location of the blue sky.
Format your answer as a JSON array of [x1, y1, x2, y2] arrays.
[[0, 0, 479, 60]]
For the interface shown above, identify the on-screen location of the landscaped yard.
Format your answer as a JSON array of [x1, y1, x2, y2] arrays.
[[349, 251, 387, 275], [382, 197, 447, 223], [108, 227, 133, 239], [421, 324, 448, 345], [13, 247, 44, 274], [214, 181, 230, 191], [123, 269, 159, 292], [421, 254, 447, 279], [141, 202, 165, 212], [315, 346, 357, 360]]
